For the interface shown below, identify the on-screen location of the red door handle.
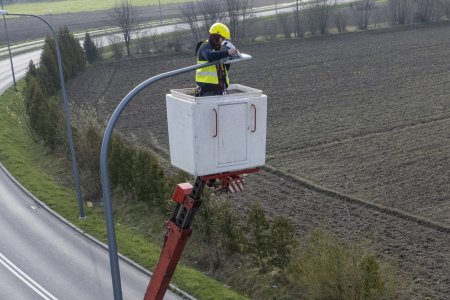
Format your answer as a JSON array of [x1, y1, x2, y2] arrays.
[[213, 108, 218, 137], [251, 104, 256, 132]]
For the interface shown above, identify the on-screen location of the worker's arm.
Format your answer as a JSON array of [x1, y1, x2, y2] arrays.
[[201, 44, 236, 62]]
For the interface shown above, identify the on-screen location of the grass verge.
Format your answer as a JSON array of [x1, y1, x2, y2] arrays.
[[4, 0, 188, 15], [0, 83, 247, 300]]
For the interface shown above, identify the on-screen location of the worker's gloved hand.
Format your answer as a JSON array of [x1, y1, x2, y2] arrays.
[[228, 47, 238, 56], [222, 40, 238, 56]]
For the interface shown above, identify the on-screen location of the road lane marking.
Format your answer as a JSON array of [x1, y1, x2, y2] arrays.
[[0, 252, 58, 300]]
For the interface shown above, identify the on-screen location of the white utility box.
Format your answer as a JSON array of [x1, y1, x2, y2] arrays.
[[166, 84, 267, 176]]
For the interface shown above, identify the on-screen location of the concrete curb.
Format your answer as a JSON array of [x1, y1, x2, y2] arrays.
[[0, 162, 196, 300]]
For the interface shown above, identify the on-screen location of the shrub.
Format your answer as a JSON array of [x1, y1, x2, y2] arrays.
[[195, 192, 222, 269], [287, 230, 393, 299], [84, 32, 99, 63], [108, 35, 125, 59], [109, 135, 135, 190], [246, 202, 271, 272], [335, 10, 349, 33], [132, 148, 166, 208], [268, 216, 297, 269], [76, 125, 102, 200], [215, 201, 245, 255], [277, 13, 292, 38], [40, 38, 60, 93], [359, 255, 385, 299]]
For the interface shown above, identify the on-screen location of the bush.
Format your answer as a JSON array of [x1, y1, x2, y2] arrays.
[[195, 192, 222, 270], [132, 148, 167, 208], [109, 135, 135, 190], [108, 35, 125, 59], [335, 10, 349, 33], [246, 202, 271, 272], [39, 38, 60, 93], [287, 230, 395, 299], [277, 13, 292, 38], [268, 216, 297, 269], [215, 201, 245, 255], [84, 32, 99, 63], [359, 255, 385, 299], [76, 125, 102, 200], [23, 76, 63, 150]]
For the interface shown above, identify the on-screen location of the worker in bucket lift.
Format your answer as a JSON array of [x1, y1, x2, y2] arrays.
[[194, 22, 237, 96]]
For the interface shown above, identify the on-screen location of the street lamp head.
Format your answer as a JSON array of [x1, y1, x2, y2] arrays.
[[0, 9, 8, 15]]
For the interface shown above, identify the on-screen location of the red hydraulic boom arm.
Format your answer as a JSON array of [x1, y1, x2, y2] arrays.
[[144, 168, 259, 300]]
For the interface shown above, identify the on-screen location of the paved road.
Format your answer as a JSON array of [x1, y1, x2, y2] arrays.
[[0, 165, 181, 299], [0, 49, 40, 93]]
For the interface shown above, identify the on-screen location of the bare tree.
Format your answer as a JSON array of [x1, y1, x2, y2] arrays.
[[135, 32, 151, 54], [388, 0, 414, 24], [167, 25, 185, 52], [198, 0, 226, 30], [110, 0, 138, 56], [224, 0, 256, 43], [414, 0, 433, 22], [180, 2, 203, 48], [108, 34, 125, 59], [334, 10, 349, 32], [93, 37, 105, 59], [371, 4, 388, 27], [294, 0, 303, 37], [431, 0, 448, 18], [353, 0, 373, 29], [442, 0, 450, 18], [277, 13, 292, 38], [264, 20, 278, 40], [444, 0, 450, 18], [305, 0, 336, 35], [148, 28, 165, 53]]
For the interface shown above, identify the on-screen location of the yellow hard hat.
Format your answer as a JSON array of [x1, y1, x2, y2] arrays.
[[209, 23, 230, 40]]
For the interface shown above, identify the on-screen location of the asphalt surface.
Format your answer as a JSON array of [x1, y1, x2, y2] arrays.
[[0, 49, 40, 94], [0, 165, 181, 300]]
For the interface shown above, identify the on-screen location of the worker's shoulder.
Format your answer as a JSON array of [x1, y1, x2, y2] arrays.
[[200, 40, 213, 50]]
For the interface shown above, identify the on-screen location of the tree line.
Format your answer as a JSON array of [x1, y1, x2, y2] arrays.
[[106, 0, 450, 58], [21, 25, 168, 210], [23, 28, 172, 208], [272, 0, 450, 39], [24, 26, 85, 150]]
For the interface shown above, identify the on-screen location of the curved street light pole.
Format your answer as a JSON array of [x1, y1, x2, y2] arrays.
[[0, 10, 85, 219], [0, 2, 16, 91], [100, 60, 223, 300]]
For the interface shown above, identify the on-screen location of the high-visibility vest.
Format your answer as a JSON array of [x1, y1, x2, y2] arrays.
[[196, 48, 230, 85]]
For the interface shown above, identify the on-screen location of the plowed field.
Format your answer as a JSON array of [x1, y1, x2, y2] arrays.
[[68, 21, 450, 298]]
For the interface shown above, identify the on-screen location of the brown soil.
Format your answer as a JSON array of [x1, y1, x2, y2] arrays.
[[68, 21, 450, 299]]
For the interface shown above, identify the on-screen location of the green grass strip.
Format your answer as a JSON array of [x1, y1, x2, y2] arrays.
[[4, 0, 189, 15], [0, 83, 247, 300]]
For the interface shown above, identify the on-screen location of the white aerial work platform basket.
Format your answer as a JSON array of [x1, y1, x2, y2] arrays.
[[166, 84, 267, 176]]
